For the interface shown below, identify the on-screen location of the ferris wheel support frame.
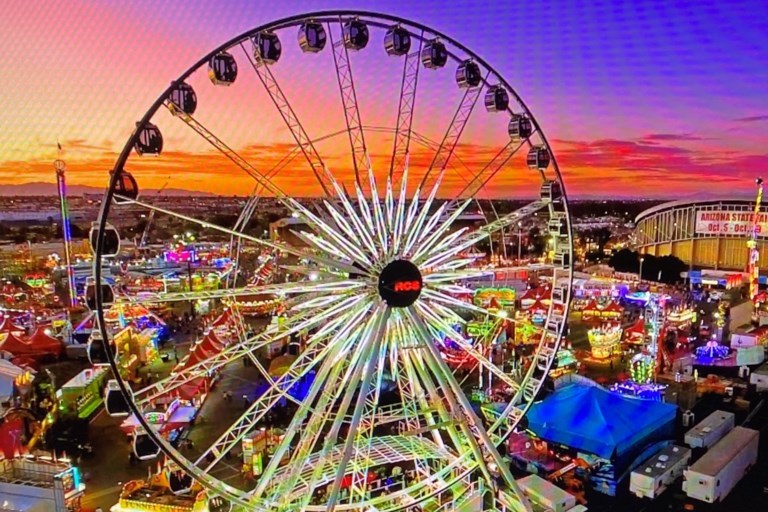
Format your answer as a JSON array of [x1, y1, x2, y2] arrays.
[[97, 10, 575, 511]]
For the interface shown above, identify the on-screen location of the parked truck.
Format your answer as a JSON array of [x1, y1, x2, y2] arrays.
[[684, 410, 734, 449], [682, 426, 759, 503], [630, 444, 691, 499]]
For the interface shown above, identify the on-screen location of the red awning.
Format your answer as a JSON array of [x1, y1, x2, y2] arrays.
[[25, 327, 64, 357], [0, 318, 25, 335], [0, 332, 33, 356]]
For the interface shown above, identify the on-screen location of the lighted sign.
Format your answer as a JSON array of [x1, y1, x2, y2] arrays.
[[145, 411, 165, 424], [55, 466, 83, 498], [393, 280, 421, 292], [695, 210, 768, 236], [378, 259, 423, 308]]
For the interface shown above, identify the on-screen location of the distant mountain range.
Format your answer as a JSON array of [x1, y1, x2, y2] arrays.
[[0, 181, 757, 201], [0, 182, 215, 197]]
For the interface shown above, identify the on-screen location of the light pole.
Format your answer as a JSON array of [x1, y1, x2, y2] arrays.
[[639, 256, 645, 281], [517, 222, 523, 262]]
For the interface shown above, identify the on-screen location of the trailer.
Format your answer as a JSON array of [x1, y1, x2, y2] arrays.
[[683, 410, 734, 449], [630, 444, 691, 499], [515, 474, 577, 512], [682, 426, 759, 503]]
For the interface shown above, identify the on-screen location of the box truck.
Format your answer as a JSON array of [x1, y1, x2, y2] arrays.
[[630, 444, 691, 499], [684, 410, 734, 449], [683, 426, 759, 503]]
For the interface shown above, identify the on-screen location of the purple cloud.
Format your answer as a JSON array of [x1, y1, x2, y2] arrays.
[[734, 115, 768, 123], [641, 133, 706, 141]]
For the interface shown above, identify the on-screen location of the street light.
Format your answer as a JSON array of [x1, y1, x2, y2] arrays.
[[639, 256, 645, 281], [517, 221, 523, 262]]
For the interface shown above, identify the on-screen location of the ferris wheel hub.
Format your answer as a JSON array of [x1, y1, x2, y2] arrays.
[[378, 259, 422, 307]]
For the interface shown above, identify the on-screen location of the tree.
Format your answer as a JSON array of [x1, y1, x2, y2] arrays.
[[609, 248, 640, 273], [609, 248, 686, 284]]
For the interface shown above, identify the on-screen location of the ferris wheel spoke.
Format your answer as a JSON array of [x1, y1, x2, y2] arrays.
[[112, 194, 364, 276], [258, 315, 375, 504], [401, 170, 444, 257], [422, 267, 493, 284], [162, 101, 297, 211], [196, 303, 372, 472], [454, 138, 530, 200], [404, 307, 520, 491], [322, 197, 378, 260], [366, 165, 390, 254], [460, 198, 552, 247], [323, 307, 389, 511], [239, 43, 335, 197], [328, 18, 370, 194], [404, 344, 483, 470], [116, 277, 362, 305], [415, 301, 521, 394], [390, 32, 424, 191], [417, 69, 490, 195], [409, 199, 473, 263]]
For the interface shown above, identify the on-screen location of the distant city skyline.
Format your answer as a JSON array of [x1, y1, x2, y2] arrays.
[[1, 0, 766, 198]]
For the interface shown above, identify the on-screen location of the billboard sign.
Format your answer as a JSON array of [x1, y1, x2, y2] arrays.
[[695, 211, 768, 236]]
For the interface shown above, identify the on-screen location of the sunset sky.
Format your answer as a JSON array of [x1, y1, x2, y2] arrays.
[[0, 0, 766, 198]]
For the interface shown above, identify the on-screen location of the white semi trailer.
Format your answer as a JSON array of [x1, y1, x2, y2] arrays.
[[630, 444, 691, 499], [682, 426, 759, 503], [683, 410, 734, 449]]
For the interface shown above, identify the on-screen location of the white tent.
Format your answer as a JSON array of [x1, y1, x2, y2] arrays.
[[0, 358, 27, 402]]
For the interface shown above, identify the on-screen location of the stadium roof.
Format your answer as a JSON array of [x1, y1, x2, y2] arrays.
[[635, 198, 758, 223]]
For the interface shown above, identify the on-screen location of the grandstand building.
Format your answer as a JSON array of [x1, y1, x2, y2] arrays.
[[634, 199, 768, 271]]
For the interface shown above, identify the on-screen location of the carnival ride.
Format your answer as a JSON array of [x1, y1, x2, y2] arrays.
[[54, 155, 77, 308], [748, 177, 764, 303], [93, 10, 573, 512]]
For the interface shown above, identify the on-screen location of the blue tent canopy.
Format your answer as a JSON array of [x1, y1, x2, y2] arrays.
[[526, 383, 677, 460]]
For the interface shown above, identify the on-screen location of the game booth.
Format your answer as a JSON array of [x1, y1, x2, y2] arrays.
[[599, 301, 624, 322], [112, 325, 162, 380], [56, 366, 109, 419], [580, 300, 602, 323], [519, 286, 550, 310], [516, 381, 677, 495], [474, 287, 516, 309], [121, 398, 198, 447], [236, 295, 282, 317]]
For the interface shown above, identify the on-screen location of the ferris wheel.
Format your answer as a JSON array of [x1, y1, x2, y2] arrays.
[[94, 10, 574, 512]]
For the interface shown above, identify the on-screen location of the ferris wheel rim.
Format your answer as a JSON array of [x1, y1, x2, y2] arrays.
[[95, 9, 575, 511]]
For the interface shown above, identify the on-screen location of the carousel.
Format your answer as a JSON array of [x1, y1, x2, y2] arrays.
[[587, 324, 623, 359], [667, 306, 695, 331]]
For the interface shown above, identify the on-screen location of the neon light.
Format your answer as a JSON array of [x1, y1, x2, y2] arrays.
[[55, 159, 77, 308], [393, 280, 421, 292]]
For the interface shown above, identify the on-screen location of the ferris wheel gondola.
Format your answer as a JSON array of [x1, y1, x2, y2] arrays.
[[298, 21, 327, 53], [89, 222, 120, 258], [133, 429, 161, 460], [96, 10, 573, 511], [208, 52, 238, 85], [133, 122, 163, 156], [105, 379, 133, 417], [168, 82, 197, 115], [421, 38, 447, 68], [384, 25, 411, 56]]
